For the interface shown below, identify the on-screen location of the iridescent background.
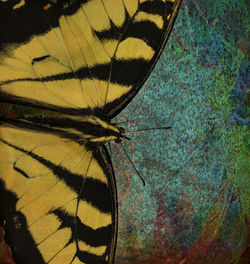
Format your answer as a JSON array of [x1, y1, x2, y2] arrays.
[[111, 0, 249, 263]]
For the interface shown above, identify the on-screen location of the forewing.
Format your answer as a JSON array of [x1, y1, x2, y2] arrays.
[[0, 123, 117, 264], [0, 0, 182, 117]]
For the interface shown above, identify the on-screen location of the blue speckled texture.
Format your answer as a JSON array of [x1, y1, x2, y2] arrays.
[[111, 1, 249, 263]]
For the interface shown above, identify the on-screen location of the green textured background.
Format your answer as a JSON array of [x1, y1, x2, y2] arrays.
[[111, 1, 249, 263]]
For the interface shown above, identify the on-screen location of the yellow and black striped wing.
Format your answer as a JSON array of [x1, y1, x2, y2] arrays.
[[0, 0, 182, 117], [0, 122, 117, 263]]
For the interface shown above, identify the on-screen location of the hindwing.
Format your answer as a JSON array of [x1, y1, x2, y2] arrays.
[[0, 123, 117, 263]]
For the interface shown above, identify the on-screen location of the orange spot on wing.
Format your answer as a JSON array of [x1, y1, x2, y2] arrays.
[[43, 3, 51, 11], [13, 0, 25, 10]]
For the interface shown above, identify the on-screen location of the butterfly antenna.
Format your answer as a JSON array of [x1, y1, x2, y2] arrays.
[[108, 142, 112, 159], [113, 119, 133, 125], [120, 143, 145, 186], [126, 126, 171, 134]]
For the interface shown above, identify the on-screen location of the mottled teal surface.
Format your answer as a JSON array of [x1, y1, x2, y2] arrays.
[[111, 1, 249, 263]]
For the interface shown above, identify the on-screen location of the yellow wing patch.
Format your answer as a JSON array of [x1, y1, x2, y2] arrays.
[[37, 228, 72, 262], [78, 241, 107, 256], [60, 8, 111, 68], [28, 214, 61, 244], [71, 257, 84, 264], [123, 0, 138, 16], [116, 38, 155, 60], [1, 78, 96, 108], [102, 0, 125, 27], [31, 57, 71, 77], [83, 0, 111, 32], [17, 180, 77, 225], [135, 12, 164, 29]]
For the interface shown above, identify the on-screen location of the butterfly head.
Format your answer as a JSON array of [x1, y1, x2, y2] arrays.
[[86, 116, 128, 144], [114, 126, 128, 144]]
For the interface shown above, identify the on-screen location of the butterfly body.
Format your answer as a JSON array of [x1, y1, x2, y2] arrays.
[[1, 109, 125, 144], [0, 0, 182, 263]]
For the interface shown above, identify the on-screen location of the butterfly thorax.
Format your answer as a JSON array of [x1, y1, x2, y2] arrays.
[[0, 103, 125, 144]]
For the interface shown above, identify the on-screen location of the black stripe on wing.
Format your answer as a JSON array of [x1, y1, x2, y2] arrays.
[[95, 21, 162, 50], [52, 209, 112, 247], [0, 58, 150, 87], [77, 250, 108, 264], [140, 0, 174, 15], [22, 116, 121, 138], [0, 117, 84, 143], [0, 93, 93, 116]]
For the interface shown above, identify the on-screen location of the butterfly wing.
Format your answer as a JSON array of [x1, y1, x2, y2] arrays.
[[0, 122, 117, 263], [0, 0, 182, 118]]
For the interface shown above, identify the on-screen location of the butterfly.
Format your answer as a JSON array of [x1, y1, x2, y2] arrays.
[[0, 0, 182, 263]]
